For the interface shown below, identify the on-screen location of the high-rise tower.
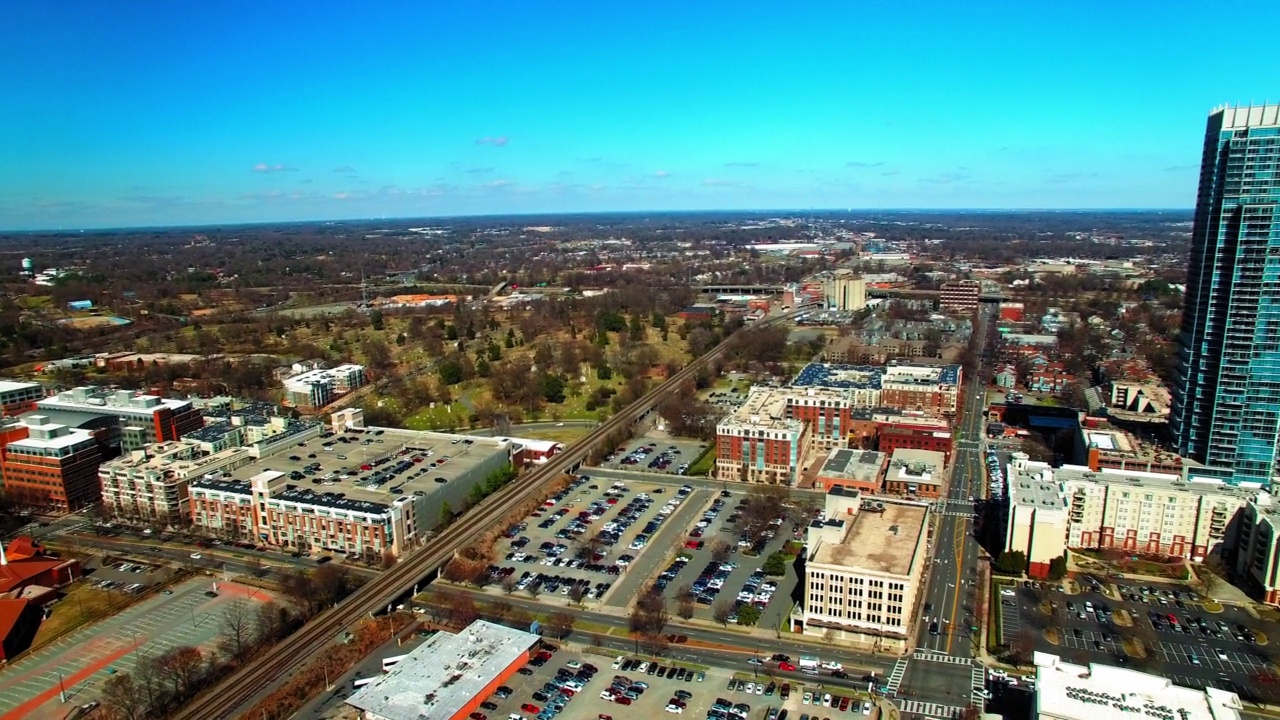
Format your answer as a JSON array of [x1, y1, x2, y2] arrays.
[[1171, 104, 1280, 487]]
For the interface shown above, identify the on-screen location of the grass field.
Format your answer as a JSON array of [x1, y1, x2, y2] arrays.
[[510, 426, 595, 443], [687, 445, 716, 476]]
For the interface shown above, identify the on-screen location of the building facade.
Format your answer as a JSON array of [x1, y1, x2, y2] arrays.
[[283, 363, 366, 410], [940, 280, 981, 313], [98, 441, 255, 527], [877, 364, 962, 415], [715, 389, 810, 485], [1234, 500, 1280, 605], [824, 272, 867, 312], [0, 381, 44, 418], [36, 387, 204, 452], [0, 415, 103, 512], [1171, 104, 1280, 487], [877, 423, 953, 463], [793, 488, 928, 650]]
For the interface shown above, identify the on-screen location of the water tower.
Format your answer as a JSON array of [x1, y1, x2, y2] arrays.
[[21, 258, 32, 278]]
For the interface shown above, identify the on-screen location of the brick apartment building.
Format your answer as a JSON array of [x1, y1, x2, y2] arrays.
[[940, 280, 980, 313], [877, 423, 954, 463]]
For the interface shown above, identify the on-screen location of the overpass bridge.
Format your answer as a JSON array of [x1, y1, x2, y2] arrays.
[[866, 287, 1007, 303], [697, 284, 786, 295]]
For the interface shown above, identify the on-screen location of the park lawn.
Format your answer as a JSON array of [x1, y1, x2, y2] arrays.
[[514, 426, 594, 444], [404, 402, 470, 431]]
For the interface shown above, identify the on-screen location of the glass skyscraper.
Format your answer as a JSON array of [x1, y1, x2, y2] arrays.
[[1172, 104, 1280, 488]]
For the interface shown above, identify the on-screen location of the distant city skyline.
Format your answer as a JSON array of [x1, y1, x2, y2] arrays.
[[2, 1, 1280, 230]]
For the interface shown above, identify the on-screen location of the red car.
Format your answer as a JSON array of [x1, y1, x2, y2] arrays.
[[521, 705, 540, 714], [469, 714, 486, 720], [614, 696, 632, 706], [839, 696, 851, 711], [779, 661, 796, 671]]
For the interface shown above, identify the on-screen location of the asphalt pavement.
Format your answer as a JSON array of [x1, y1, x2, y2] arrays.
[[895, 306, 995, 717]]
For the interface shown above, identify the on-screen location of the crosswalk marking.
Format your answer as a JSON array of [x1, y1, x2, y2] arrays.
[[885, 657, 910, 695], [912, 650, 972, 666], [899, 700, 965, 719], [970, 665, 987, 708]]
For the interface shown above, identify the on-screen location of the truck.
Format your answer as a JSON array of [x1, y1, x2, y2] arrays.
[[798, 656, 820, 675], [382, 654, 410, 672]]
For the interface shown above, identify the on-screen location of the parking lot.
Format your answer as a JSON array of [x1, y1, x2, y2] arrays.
[[1007, 576, 1280, 698], [599, 436, 710, 477], [483, 475, 804, 631], [470, 644, 878, 720], [0, 577, 277, 720]]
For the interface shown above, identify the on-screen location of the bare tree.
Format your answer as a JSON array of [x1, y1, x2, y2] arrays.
[[219, 599, 257, 662], [154, 645, 205, 700], [500, 575, 518, 594], [710, 539, 732, 563], [255, 600, 289, 644], [101, 672, 147, 720], [381, 549, 398, 569], [546, 611, 577, 639], [568, 584, 587, 604], [677, 596, 695, 620], [639, 631, 671, 657], [713, 599, 734, 627]]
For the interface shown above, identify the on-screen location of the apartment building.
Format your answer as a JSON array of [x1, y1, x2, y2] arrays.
[[36, 386, 203, 452], [0, 415, 103, 512], [0, 380, 44, 418], [878, 364, 962, 416], [793, 487, 929, 649], [1004, 454, 1259, 577], [283, 363, 366, 410], [1005, 469, 1070, 578], [785, 386, 855, 453], [715, 389, 810, 485], [1234, 499, 1280, 605], [98, 441, 255, 527], [940, 280, 980, 313]]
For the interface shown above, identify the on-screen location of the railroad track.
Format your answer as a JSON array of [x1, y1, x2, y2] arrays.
[[173, 311, 797, 720]]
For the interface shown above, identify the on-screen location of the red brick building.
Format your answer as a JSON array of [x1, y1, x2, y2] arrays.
[[940, 280, 981, 313], [0, 415, 104, 512], [877, 423, 954, 463]]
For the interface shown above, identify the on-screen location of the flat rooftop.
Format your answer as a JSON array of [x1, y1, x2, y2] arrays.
[[719, 389, 805, 433], [194, 427, 512, 508], [812, 501, 927, 576], [792, 363, 884, 390], [347, 620, 539, 720], [819, 448, 885, 482], [888, 448, 946, 486], [1034, 652, 1241, 720]]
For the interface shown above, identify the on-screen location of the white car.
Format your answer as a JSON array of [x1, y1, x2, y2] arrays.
[[1000, 588, 1016, 597], [988, 669, 1007, 679], [612, 656, 624, 669], [823, 694, 833, 707], [566, 660, 582, 669], [190, 552, 202, 560], [820, 661, 842, 671], [665, 705, 684, 714], [862, 702, 872, 716]]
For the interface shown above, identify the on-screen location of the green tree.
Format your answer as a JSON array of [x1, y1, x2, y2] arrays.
[[995, 550, 1028, 576], [487, 342, 502, 361], [445, 324, 459, 341], [736, 604, 762, 626], [596, 364, 613, 380], [1048, 555, 1068, 581], [439, 501, 453, 527], [762, 552, 789, 576], [476, 358, 491, 377], [438, 358, 464, 385], [541, 373, 567, 403], [504, 328, 516, 348], [369, 309, 384, 331]]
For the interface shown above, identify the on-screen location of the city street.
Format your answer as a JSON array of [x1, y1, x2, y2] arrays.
[[894, 305, 995, 717]]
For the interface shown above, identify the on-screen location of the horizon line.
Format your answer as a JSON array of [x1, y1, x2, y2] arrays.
[[0, 206, 1196, 235]]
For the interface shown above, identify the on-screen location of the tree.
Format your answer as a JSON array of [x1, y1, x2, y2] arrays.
[[219, 599, 257, 662], [546, 611, 577, 639], [501, 575, 518, 594], [541, 373, 567, 403], [439, 501, 453, 527], [762, 552, 789, 576], [369, 309, 384, 331], [363, 337, 393, 370], [381, 549, 398, 569], [994, 551, 1028, 576], [1007, 629, 1037, 667], [639, 631, 671, 657], [710, 539, 732, 562], [677, 596, 695, 620], [568, 584, 586, 603], [1048, 555, 1068, 581], [154, 645, 205, 700], [255, 600, 291, 645], [102, 672, 147, 720], [438, 358, 464, 385], [736, 604, 762, 626], [712, 599, 734, 627]]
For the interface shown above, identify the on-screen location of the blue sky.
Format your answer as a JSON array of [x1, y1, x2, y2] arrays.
[[2, 1, 1279, 230]]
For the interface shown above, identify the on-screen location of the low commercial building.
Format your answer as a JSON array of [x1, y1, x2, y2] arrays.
[[1033, 652, 1241, 720], [814, 448, 886, 493], [98, 441, 255, 528], [346, 620, 539, 720], [884, 448, 946, 499], [1004, 453, 1259, 576], [283, 363, 366, 410], [0, 415, 103, 512], [1081, 426, 1185, 476], [793, 487, 929, 649], [877, 423, 953, 463]]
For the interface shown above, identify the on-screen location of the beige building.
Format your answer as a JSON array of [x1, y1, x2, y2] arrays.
[[715, 389, 811, 485], [1005, 466, 1070, 578], [792, 487, 929, 649], [98, 441, 256, 528], [1004, 454, 1260, 577], [1233, 499, 1280, 605], [824, 271, 867, 312]]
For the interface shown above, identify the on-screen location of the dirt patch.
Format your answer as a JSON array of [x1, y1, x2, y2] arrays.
[[1122, 637, 1148, 659], [1112, 609, 1133, 628], [1062, 578, 1081, 595], [1255, 630, 1270, 647], [1202, 600, 1225, 614], [1044, 628, 1060, 645]]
